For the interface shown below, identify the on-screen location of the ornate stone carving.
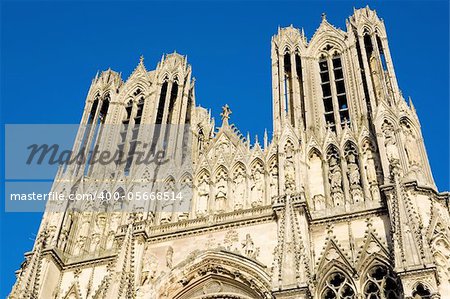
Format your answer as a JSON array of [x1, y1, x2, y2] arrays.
[[215, 168, 228, 212], [402, 124, 421, 167], [242, 234, 260, 259], [233, 169, 246, 210], [196, 173, 210, 217], [166, 246, 174, 269], [251, 166, 264, 207], [382, 121, 400, 165]]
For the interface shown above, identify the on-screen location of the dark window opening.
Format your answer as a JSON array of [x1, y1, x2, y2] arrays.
[[364, 34, 373, 58], [356, 37, 372, 116], [319, 59, 335, 131], [376, 35, 387, 71], [333, 56, 350, 128], [284, 53, 292, 74], [335, 80, 345, 95], [412, 284, 431, 299], [156, 81, 168, 125]]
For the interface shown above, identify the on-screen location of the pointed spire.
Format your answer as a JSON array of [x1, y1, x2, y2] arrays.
[[139, 55, 144, 64], [264, 129, 268, 149], [321, 12, 327, 21]]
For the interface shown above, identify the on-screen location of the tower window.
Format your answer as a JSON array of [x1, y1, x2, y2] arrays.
[[376, 35, 387, 71], [319, 55, 350, 130], [319, 58, 336, 131], [333, 56, 350, 127]]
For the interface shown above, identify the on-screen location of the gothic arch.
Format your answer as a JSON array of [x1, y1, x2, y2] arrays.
[[213, 165, 229, 181], [377, 116, 398, 133], [158, 250, 272, 299], [326, 144, 341, 158], [307, 148, 323, 163], [159, 73, 170, 83], [249, 158, 264, 172], [180, 171, 193, 183], [360, 262, 402, 299], [317, 267, 356, 299], [282, 45, 292, 54], [308, 32, 347, 58], [231, 161, 246, 178], [399, 116, 420, 137], [196, 168, 210, 184], [119, 82, 148, 103], [343, 141, 359, 156]]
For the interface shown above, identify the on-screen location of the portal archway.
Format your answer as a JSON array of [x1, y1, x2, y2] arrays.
[[158, 250, 272, 299]]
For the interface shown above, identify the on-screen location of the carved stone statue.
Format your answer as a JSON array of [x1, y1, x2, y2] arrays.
[[233, 171, 246, 209], [329, 157, 342, 192], [365, 149, 378, 185], [196, 177, 209, 217], [346, 153, 361, 188], [242, 234, 260, 259], [251, 168, 264, 207], [329, 156, 344, 206], [166, 246, 174, 269], [141, 248, 158, 285], [383, 123, 400, 165], [215, 173, 228, 212], [284, 158, 296, 193], [402, 126, 421, 167]]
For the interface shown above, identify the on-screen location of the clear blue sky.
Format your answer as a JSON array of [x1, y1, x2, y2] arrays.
[[1, 1, 448, 296]]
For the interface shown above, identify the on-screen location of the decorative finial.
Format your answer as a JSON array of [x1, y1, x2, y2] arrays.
[[264, 129, 268, 149], [140, 55, 144, 64], [321, 13, 327, 21], [220, 104, 232, 123]]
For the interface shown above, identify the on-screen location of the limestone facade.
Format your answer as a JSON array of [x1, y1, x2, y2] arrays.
[[9, 7, 450, 299]]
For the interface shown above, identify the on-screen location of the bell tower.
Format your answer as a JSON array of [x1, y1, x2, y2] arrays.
[[271, 25, 308, 137]]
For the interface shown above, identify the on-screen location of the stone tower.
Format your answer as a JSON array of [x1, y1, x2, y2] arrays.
[[10, 7, 449, 299]]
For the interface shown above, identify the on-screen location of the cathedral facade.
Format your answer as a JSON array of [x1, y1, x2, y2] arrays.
[[9, 7, 450, 299]]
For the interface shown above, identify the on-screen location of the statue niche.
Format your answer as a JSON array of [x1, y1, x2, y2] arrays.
[[308, 150, 325, 210], [250, 163, 265, 207], [363, 142, 381, 202], [232, 166, 246, 210], [160, 178, 175, 224], [327, 147, 344, 207], [382, 121, 399, 166], [215, 168, 228, 213], [344, 144, 363, 204], [178, 175, 193, 221], [401, 121, 421, 168], [196, 172, 210, 217], [284, 142, 296, 193]]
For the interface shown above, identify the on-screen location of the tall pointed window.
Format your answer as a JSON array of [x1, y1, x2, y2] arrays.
[[333, 56, 350, 126], [284, 53, 294, 124], [319, 53, 350, 131], [295, 53, 306, 129], [319, 58, 335, 130], [152, 80, 168, 151], [376, 35, 387, 71], [82, 94, 110, 176]]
